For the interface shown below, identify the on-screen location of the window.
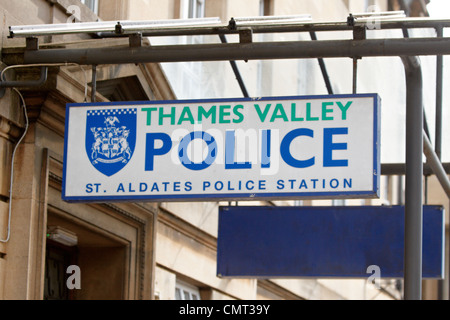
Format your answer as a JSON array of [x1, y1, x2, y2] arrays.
[[259, 0, 273, 16], [189, 0, 205, 19], [80, 0, 98, 14], [168, 0, 206, 98], [180, 0, 205, 19], [175, 280, 201, 300]]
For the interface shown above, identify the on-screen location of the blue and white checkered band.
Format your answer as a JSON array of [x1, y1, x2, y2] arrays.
[[85, 108, 137, 177], [86, 109, 138, 116]]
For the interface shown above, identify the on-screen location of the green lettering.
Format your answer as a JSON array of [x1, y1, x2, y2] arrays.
[[270, 103, 289, 122], [177, 106, 195, 125], [233, 105, 244, 123], [198, 106, 216, 124], [336, 101, 352, 120], [219, 105, 231, 123], [141, 107, 157, 125], [306, 103, 319, 121], [291, 103, 303, 121], [322, 102, 334, 120], [159, 107, 176, 125], [254, 103, 272, 122]]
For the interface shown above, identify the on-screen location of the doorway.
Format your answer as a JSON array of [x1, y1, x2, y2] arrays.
[[44, 211, 128, 300]]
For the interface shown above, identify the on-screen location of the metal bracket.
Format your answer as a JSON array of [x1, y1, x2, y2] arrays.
[[353, 26, 366, 41], [0, 66, 48, 98], [115, 22, 124, 34], [347, 13, 355, 27], [26, 37, 39, 51], [239, 28, 253, 44], [228, 17, 237, 30], [351, 26, 365, 93], [129, 33, 143, 47]]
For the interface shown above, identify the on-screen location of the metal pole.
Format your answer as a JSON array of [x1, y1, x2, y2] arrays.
[[219, 34, 250, 98], [352, 58, 358, 94], [401, 55, 423, 300], [91, 64, 97, 103], [423, 130, 450, 199], [21, 37, 450, 65], [309, 31, 334, 94], [436, 27, 444, 160]]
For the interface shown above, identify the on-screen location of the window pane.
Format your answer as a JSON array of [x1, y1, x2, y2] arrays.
[[81, 0, 98, 14], [176, 280, 201, 300], [175, 288, 181, 300]]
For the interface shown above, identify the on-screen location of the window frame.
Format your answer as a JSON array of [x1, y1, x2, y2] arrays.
[[175, 280, 201, 300]]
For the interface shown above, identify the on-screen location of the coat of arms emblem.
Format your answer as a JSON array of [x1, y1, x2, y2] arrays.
[[85, 108, 137, 176]]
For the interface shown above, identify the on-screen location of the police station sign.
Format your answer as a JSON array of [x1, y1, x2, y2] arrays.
[[62, 94, 380, 202]]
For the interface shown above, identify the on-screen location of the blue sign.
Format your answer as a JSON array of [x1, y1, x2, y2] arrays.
[[217, 206, 444, 278]]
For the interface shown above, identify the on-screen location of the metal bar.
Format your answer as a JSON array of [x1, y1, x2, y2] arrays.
[[436, 27, 444, 160], [423, 130, 450, 199], [91, 64, 97, 102], [0, 66, 48, 88], [10, 18, 450, 38], [100, 19, 450, 37], [309, 31, 334, 94], [219, 34, 250, 98], [423, 108, 431, 140], [352, 58, 358, 94], [9, 17, 223, 37], [401, 28, 432, 143], [22, 37, 450, 65], [381, 163, 450, 176], [401, 56, 423, 300]]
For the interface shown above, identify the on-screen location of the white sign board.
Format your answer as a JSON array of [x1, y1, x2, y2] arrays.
[[62, 94, 380, 202]]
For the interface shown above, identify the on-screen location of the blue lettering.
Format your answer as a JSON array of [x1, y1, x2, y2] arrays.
[[280, 128, 315, 168], [225, 131, 251, 169], [299, 179, 307, 189], [259, 180, 266, 190], [151, 182, 159, 192], [323, 128, 348, 167], [145, 132, 172, 171], [330, 178, 339, 188], [344, 178, 352, 188], [86, 183, 101, 193], [179, 131, 217, 170], [261, 129, 271, 168], [215, 181, 224, 191], [289, 179, 296, 189], [277, 179, 284, 190]]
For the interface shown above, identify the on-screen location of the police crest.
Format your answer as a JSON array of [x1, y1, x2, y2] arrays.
[[85, 108, 137, 176]]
